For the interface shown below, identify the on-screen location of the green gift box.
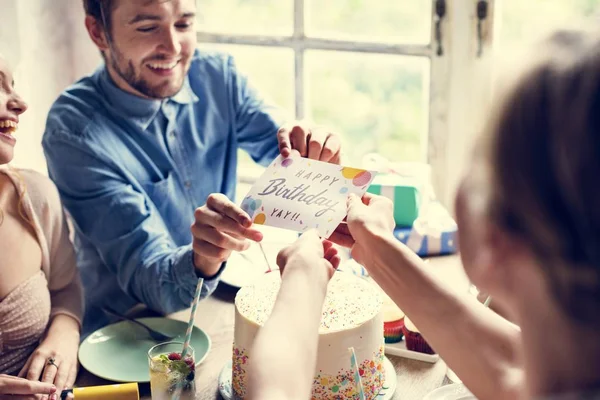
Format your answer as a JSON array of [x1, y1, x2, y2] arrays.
[[367, 174, 422, 227]]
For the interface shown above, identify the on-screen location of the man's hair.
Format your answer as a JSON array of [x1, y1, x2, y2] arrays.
[[83, 0, 116, 33]]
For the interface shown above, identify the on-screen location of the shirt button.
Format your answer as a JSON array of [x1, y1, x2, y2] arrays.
[[184, 181, 192, 189], [169, 130, 176, 138]]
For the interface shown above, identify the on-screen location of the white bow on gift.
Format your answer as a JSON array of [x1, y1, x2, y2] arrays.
[[362, 153, 457, 255], [363, 152, 434, 195], [405, 202, 457, 255], [362, 153, 430, 179]]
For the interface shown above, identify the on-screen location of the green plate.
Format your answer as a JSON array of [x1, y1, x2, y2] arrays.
[[78, 317, 211, 383]]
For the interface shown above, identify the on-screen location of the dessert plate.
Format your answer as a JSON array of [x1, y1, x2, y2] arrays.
[[384, 339, 440, 363], [423, 383, 477, 400], [79, 317, 210, 382], [219, 248, 278, 289]]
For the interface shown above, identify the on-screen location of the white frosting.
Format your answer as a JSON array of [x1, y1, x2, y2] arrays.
[[381, 292, 404, 322], [404, 316, 420, 333], [232, 271, 385, 399], [235, 271, 381, 333]]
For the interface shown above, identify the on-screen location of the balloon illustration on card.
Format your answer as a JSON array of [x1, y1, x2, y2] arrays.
[[241, 155, 377, 238], [253, 213, 266, 225]]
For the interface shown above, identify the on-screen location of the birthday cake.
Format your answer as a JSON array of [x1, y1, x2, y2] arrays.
[[232, 271, 385, 399]]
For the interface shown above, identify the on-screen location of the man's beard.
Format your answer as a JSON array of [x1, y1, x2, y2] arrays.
[[110, 47, 184, 99]]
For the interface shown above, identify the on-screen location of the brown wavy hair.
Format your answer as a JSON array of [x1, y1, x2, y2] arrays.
[[82, 0, 116, 30], [482, 30, 600, 325]]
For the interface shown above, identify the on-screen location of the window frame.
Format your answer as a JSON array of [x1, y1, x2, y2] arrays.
[[196, 0, 496, 207]]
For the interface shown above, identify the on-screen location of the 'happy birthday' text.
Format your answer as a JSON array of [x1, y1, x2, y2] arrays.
[[257, 178, 338, 217]]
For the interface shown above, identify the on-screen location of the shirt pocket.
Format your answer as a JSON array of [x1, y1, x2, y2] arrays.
[[141, 173, 192, 245], [143, 172, 177, 202]]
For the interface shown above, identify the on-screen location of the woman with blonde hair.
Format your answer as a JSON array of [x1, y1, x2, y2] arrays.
[[252, 30, 600, 400], [0, 54, 83, 400]]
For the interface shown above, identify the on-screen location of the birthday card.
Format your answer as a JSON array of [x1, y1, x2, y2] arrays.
[[241, 155, 376, 238]]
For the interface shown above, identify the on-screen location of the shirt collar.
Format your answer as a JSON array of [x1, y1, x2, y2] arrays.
[[170, 75, 199, 105], [97, 65, 199, 131]]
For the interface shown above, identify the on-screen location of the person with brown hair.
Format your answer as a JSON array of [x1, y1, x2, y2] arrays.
[[334, 29, 600, 399], [42, 0, 342, 335], [258, 30, 600, 400], [0, 54, 83, 400]]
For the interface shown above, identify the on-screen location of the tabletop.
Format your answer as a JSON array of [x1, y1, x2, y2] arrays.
[[76, 254, 469, 400]]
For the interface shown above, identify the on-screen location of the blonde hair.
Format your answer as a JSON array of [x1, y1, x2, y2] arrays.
[[0, 53, 31, 229], [0, 167, 34, 229], [482, 29, 600, 324]]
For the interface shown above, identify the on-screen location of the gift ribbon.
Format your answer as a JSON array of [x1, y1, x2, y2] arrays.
[[362, 153, 428, 178], [362, 153, 435, 204], [405, 202, 457, 255], [362, 153, 456, 255]]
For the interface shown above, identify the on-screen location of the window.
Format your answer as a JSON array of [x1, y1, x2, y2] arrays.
[[497, 0, 600, 53], [196, 0, 600, 206], [196, 0, 438, 186]]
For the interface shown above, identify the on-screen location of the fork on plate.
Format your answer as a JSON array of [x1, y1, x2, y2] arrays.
[[101, 306, 177, 342]]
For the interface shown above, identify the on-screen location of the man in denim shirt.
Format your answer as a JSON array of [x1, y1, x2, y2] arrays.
[[42, 0, 341, 335]]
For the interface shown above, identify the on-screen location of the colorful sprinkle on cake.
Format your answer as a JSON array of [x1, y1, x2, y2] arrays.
[[232, 271, 386, 399]]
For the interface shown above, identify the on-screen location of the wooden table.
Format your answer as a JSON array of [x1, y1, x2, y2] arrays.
[[76, 255, 469, 400]]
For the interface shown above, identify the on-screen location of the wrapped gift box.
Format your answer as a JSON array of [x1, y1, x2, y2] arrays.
[[367, 174, 422, 227], [363, 156, 433, 227], [393, 202, 458, 256]]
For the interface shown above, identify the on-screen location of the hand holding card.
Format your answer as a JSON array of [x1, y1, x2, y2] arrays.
[[241, 155, 376, 238], [191, 193, 264, 276]]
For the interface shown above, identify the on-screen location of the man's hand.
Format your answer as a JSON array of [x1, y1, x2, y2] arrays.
[[277, 121, 341, 164], [191, 193, 264, 276], [329, 193, 395, 264]]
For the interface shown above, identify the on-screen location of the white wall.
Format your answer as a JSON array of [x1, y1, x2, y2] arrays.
[[0, 0, 100, 174], [439, 0, 495, 209]]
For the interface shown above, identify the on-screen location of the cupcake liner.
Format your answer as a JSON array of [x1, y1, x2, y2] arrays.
[[402, 325, 436, 355], [384, 318, 404, 343]]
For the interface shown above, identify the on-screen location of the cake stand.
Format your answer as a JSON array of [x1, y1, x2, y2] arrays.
[[218, 356, 397, 400]]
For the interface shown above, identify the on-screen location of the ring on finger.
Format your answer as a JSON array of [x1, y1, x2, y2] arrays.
[[47, 357, 59, 369]]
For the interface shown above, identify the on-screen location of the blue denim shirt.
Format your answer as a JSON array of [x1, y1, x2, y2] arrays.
[[42, 50, 287, 335]]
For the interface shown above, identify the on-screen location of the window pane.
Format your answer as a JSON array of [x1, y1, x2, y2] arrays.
[[306, 51, 429, 165], [306, 1, 431, 44], [197, 44, 295, 114], [197, 44, 295, 173], [196, 0, 293, 36], [499, 0, 600, 52]]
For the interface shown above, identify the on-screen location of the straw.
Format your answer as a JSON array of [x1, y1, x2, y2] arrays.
[[171, 278, 203, 400], [483, 295, 492, 308], [181, 277, 204, 358], [258, 242, 273, 273], [349, 347, 366, 400]]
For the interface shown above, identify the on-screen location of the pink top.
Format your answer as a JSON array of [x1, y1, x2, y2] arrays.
[[0, 167, 83, 374]]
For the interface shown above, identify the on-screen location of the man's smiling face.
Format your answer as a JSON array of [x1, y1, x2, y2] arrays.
[[103, 0, 197, 99]]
